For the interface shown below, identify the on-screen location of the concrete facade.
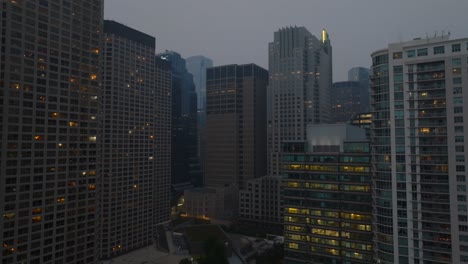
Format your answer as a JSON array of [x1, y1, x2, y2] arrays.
[[99, 21, 172, 260], [267, 27, 333, 176], [184, 186, 238, 221], [205, 64, 268, 189], [371, 36, 468, 264], [282, 125, 372, 263], [239, 175, 284, 234], [0, 1, 103, 263]]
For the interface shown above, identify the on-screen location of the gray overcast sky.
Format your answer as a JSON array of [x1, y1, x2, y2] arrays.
[[105, 0, 468, 82]]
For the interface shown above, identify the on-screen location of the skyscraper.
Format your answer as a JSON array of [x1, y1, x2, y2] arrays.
[[268, 27, 333, 175], [158, 51, 201, 187], [205, 64, 268, 189], [99, 21, 171, 260], [348, 67, 370, 83], [330, 81, 366, 123], [282, 125, 372, 264], [186, 55, 213, 183], [186, 55, 213, 127], [371, 35, 468, 263], [0, 1, 103, 263]]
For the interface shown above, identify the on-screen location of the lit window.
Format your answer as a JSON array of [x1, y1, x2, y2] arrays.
[[288, 243, 299, 249], [3, 213, 15, 219], [34, 135, 44, 141], [393, 52, 402, 59], [420, 128, 430, 134], [287, 181, 300, 188], [32, 216, 42, 223]]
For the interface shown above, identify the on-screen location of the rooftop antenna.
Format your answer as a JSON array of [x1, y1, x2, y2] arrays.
[[441, 30, 445, 36]]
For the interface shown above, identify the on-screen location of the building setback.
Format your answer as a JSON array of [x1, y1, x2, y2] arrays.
[[205, 64, 268, 189], [99, 21, 171, 260], [268, 27, 333, 176], [0, 1, 103, 263], [371, 36, 468, 264], [282, 125, 372, 264]]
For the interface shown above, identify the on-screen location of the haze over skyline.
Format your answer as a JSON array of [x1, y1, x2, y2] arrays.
[[105, 0, 468, 81]]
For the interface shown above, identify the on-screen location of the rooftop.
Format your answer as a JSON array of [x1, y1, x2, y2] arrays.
[[101, 245, 187, 264], [183, 224, 229, 242]]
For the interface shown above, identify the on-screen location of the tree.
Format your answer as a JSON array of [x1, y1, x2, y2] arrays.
[[179, 258, 192, 264], [256, 243, 284, 264], [197, 237, 229, 264]]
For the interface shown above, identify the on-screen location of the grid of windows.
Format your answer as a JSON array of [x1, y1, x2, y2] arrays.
[[0, 1, 103, 264], [98, 22, 171, 259], [372, 37, 468, 264], [267, 27, 332, 176], [282, 142, 373, 264], [205, 64, 268, 189]]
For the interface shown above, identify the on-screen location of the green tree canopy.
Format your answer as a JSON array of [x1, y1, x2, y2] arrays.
[[198, 237, 229, 264], [179, 258, 192, 264]]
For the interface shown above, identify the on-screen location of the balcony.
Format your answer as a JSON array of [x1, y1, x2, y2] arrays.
[[417, 139, 447, 146], [416, 72, 445, 81], [416, 84, 446, 91], [414, 65, 445, 73]]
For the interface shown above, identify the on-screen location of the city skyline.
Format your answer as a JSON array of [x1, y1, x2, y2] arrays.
[[3, 1, 468, 263], [104, 0, 468, 81]]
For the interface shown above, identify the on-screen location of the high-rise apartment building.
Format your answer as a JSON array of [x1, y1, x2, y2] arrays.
[[158, 51, 201, 187], [282, 125, 372, 264], [205, 64, 268, 189], [99, 21, 171, 260], [0, 1, 103, 263], [371, 35, 468, 263], [268, 27, 333, 175]]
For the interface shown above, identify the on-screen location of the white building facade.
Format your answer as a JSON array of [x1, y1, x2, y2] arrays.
[[371, 36, 468, 263]]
